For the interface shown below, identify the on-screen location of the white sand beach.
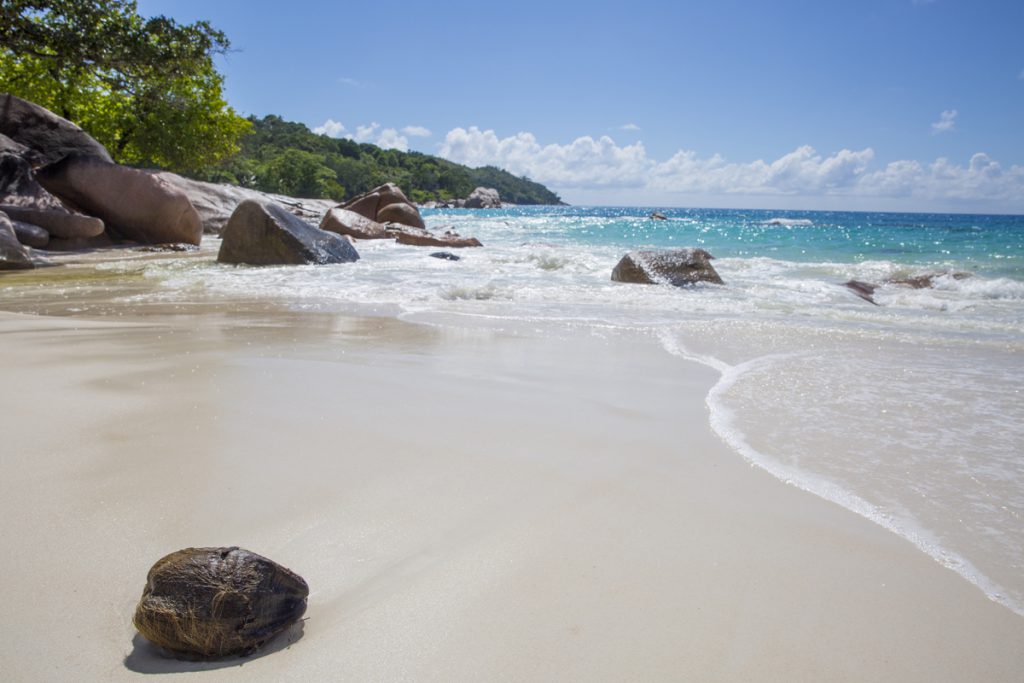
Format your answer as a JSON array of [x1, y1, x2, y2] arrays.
[[1, 306, 1022, 682]]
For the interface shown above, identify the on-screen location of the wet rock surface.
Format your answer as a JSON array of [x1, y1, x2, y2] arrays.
[[134, 547, 308, 660], [218, 199, 360, 266], [611, 248, 724, 287]]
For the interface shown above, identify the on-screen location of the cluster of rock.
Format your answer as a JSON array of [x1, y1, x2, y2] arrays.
[[0, 94, 483, 270], [319, 183, 482, 249], [419, 186, 503, 209]]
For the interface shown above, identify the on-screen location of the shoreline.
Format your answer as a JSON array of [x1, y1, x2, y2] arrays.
[[1, 307, 1022, 680]]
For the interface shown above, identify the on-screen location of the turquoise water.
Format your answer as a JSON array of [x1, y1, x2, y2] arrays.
[[438, 206, 1024, 279]]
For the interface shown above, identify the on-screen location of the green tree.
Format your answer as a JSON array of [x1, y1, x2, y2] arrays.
[[255, 149, 343, 199], [0, 0, 251, 173]]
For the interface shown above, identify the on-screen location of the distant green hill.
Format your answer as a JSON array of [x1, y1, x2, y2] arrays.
[[191, 115, 563, 205]]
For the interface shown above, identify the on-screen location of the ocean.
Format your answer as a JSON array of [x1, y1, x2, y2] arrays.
[[4, 205, 1023, 615]]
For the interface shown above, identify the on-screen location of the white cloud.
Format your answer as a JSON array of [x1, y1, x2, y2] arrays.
[[931, 109, 957, 134], [313, 118, 346, 138], [375, 128, 409, 152], [337, 77, 363, 87], [352, 122, 380, 143], [620, 123, 641, 131], [436, 126, 1024, 207], [402, 125, 432, 137]]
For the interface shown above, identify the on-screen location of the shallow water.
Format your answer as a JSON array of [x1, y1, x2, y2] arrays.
[[2, 205, 1022, 615]]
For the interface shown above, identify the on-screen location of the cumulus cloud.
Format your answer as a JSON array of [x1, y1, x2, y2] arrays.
[[402, 125, 432, 137], [375, 128, 409, 151], [931, 109, 957, 134], [352, 123, 380, 143], [620, 123, 641, 131], [313, 119, 346, 138], [436, 126, 1024, 205]]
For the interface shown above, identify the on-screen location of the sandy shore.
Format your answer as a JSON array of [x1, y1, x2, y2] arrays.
[[1, 307, 1022, 681]]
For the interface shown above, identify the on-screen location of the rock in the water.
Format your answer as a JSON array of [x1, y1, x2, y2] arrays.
[[844, 280, 879, 304], [0, 203, 103, 239], [44, 233, 116, 251], [36, 156, 201, 244], [377, 201, 426, 229], [218, 199, 360, 266], [340, 183, 424, 227], [158, 172, 336, 234], [0, 211, 34, 270], [844, 272, 971, 305], [392, 227, 483, 248], [650, 212, 667, 220], [430, 251, 461, 261], [464, 187, 501, 209], [133, 547, 308, 659], [611, 248, 723, 286], [319, 207, 389, 240], [0, 94, 112, 166], [11, 219, 49, 248]]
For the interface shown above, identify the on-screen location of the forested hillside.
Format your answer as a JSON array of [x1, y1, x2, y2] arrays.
[[192, 115, 563, 205]]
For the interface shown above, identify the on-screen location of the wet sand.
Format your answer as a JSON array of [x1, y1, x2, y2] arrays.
[[1, 307, 1022, 681]]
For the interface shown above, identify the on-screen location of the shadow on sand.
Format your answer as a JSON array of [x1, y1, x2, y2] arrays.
[[123, 620, 305, 674]]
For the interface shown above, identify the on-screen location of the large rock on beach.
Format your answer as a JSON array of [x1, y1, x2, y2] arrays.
[[319, 207, 389, 240], [133, 547, 308, 659], [611, 248, 724, 286], [35, 156, 201, 245], [0, 93, 112, 166], [158, 172, 335, 234], [463, 186, 501, 209], [0, 203, 103, 239], [0, 211, 34, 270], [218, 199, 360, 266]]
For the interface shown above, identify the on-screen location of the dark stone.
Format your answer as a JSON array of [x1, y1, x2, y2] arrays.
[[650, 212, 667, 220], [133, 547, 308, 660], [0, 94, 112, 166], [11, 219, 49, 248], [319, 207, 389, 240], [0, 211, 34, 270], [463, 187, 501, 209], [218, 199, 360, 266], [44, 233, 116, 252], [36, 156, 201, 245], [844, 272, 971, 305], [611, 248, 723, 286], [430, 251, 461, 261]]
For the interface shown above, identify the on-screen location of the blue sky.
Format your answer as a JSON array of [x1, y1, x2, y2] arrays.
[[137, 0, 1024, 211]]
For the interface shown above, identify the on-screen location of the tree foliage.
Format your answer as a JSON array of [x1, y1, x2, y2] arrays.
[[0, 0, 250, 172], [193, 115, 564, 204]]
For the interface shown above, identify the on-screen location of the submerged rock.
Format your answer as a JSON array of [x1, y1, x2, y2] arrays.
[[218, 199, 360, 266], [844, 272, 972, 305], [10, 219, 49, 248], [133, 547, 308, 659], [430, 251, 461, 261], [391, 227, 482, 248], [611, 248, 723, 286]]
